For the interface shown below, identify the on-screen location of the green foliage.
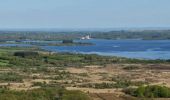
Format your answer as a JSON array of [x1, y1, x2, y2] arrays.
[[79, 80, 144, 89], [62, 90, 91, 100], [113, 80, 132, 88], [88, 80, 146, 89], [32, 82, 47, 87], [124, 85, 170, 98], [14, 51, 39, 58], [0, 47, 169, 69], [0, 88, 91, 100], [0, 56, 10, 67], [0, 72, 23, 82], [123, 65, 139, 70]]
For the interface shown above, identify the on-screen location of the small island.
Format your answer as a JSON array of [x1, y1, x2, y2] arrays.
[[25, 39, 94, 46], [56, 40, 94, 46]]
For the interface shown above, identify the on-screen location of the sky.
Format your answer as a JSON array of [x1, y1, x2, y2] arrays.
[[0, 0, 170, 29]]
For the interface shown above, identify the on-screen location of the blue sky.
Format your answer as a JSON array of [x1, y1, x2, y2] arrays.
[[0, 0, 170, 29]]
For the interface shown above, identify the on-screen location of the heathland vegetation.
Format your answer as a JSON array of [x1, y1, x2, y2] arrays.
[[0, 46, 170, 100], [0, 47, 169, 68], [124, 85, 170, 98]]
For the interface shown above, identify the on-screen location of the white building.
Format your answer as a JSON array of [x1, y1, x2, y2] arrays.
[[81, 35, 91, 40]]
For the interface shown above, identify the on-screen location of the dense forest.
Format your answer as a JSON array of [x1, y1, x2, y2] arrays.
[[1, 30, 170, 41]]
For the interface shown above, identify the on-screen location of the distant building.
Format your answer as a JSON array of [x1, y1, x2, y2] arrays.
[[81, 35, 91, 40]]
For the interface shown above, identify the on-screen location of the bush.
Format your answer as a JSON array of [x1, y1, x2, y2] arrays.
[[0, 72, 23, 82], [62, 90, 91, 100], [123, 65, 139, 70], [14, 51, 39, 58], [124, 85, 170, 98], [0, 88, 91, 100]]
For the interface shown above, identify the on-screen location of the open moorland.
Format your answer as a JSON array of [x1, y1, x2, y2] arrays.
[[0, 47, 170, 100]]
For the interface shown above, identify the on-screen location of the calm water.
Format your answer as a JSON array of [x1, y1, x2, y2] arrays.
[[1, 39, 170, 59], [41, 39, 170, 60]]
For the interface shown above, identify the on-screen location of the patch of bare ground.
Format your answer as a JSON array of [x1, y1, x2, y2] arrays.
[[66, 67, 88, 74], [66, 87, 124, 93], [2, 63, 170, 99], [146, 64, 170, 70], [0, 68, 12, 72]]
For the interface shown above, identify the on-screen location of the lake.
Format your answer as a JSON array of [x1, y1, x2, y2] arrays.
[[1, 39, 170, 59], [41, 39, 170, 60]]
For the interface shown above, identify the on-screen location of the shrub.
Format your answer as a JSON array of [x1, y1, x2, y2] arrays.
[[62, 90, 91, 100], [14, 51, 38, 58], [0, 88, 91, 100], [123, 65, 139, 70], [0, 72, 23, 82], [124, 85, 170, 98]]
